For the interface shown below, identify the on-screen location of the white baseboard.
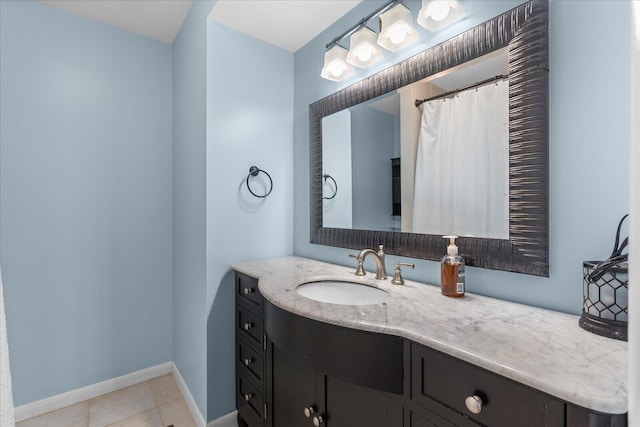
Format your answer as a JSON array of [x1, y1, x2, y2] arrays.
[[170, 362, 207, 427], [13, 362, 173, 423], [206, 410, 238, 427]]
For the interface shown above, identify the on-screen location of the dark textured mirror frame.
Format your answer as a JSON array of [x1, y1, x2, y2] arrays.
[[310, 0, 549, 276]]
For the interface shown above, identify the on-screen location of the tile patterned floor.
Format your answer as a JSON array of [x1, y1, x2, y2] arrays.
[[16, 374, 197, 427]]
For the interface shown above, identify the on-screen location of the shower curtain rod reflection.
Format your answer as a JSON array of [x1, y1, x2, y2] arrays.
[[415, 74, 506, 107]]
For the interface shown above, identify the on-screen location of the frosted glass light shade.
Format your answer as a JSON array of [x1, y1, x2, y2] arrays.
[[417, 0, 465, 32], [347, 27, 384, 68], [377, 3, 419, 52], [321, 45, 354, 81]]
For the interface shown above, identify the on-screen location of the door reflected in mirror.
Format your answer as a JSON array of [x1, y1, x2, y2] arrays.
[[322, 48, 509, 239]]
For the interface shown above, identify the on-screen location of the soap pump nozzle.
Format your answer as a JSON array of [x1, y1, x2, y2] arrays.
[[443, 235, 459, 256]]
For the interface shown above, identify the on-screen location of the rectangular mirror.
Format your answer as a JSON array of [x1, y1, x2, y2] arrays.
[[322, 48, 509, 240], [310, 0, 549, 276]]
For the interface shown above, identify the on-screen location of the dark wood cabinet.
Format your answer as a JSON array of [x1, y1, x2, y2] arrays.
[[408, 390, 481, 427], [410, 408, 459, 427], [411, 343, 564, 427], [234, 271, 627, 427], [266, 298, 403, 427], [565, 404, 628, 427], [235, 273, 266, 427], [265, 299, 404, 395], [411, 411, 450, 427], [269, 344, 320, 427], [326, 375, 403, 427], [269, 340, 402, 427]]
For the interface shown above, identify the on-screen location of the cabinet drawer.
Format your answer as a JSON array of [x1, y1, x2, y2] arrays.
[[237, 374, 265, 426], [238, 336, 265, 385], [412, 344, 563, 427], [237, 273, 262, 312], [237, 306, 264, 348]]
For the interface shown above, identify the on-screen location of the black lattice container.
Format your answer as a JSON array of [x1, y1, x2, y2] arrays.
[[579, 261, 628, 341]]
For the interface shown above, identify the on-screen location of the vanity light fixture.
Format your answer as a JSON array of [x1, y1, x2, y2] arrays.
[[417, 0, 465, 32], [346, 26, 384, 68], [320, 0, 418, 81], [320, 44, 354, 82], [377, 2, 420, 52]]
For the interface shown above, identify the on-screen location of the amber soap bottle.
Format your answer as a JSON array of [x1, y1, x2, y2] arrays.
[[441, 236, 465, 298]]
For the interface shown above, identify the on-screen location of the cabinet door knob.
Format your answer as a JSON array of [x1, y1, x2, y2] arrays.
[[465, 395, 483, 414], [243, 322, 254, 331], [312, 414, 325, 426], [303, 405, 315, 418], [244, 393, 253, 402], [243, 287, 254, 295], [243, 357, 253, 366]]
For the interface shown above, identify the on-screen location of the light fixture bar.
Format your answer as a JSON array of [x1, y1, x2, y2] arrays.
[[325, 0, 399, 49]]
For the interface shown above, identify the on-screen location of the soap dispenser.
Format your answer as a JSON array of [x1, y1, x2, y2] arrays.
[[441, 236, 465, 298]]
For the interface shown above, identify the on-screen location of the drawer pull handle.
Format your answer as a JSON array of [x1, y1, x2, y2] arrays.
[[303, 405, 315, 418], [465, 395, 483, 414], [244, 393, 253, 402], [244, 357, 253, 366], [312, 414, 325, 426], [243, 287, 255, 295], [243, 322, 254, 331]]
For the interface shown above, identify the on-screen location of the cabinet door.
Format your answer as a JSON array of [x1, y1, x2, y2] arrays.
[[271, 344, 322, 427], [409, 400, 480, 427], [325, 375, 403, 427], [410, 411, 455, 427]]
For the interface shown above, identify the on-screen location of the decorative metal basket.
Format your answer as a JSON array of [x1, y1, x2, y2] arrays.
[[579, 261, 628, 341]]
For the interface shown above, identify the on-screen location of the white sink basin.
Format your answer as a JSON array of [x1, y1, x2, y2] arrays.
[[296, 281, 390, 306]]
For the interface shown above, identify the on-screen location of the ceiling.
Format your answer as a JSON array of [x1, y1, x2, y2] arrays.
[[39, 0, 193, 44], [39, 0, 363, 50], [208, 0, 362, 52]]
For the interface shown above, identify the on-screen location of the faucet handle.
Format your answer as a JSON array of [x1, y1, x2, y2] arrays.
[[349, 254, 366, 276], [391, 262, 414, 285]]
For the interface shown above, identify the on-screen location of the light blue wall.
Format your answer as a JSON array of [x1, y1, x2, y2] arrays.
[[205, 22, 294, 420], [0, 0, 173, 406], [293, 0, 630, 314], [172, 0, 215, 418], [351, 107, 396, 230]]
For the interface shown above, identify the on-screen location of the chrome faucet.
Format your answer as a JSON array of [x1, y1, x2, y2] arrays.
[[349, 245, 387, 279]]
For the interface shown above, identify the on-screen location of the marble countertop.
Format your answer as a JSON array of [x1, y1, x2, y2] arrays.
[[232, 256, 628, 414]]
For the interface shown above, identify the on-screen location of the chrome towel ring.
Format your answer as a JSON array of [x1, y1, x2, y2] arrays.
[[246, 166, 273, 198], [323, 174, 337, 200]]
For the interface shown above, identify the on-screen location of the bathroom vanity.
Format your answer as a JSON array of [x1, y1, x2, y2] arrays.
[[233, 257, 627, 427]]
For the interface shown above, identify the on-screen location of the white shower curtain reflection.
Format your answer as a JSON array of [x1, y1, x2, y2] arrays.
[[412, 79, 509, 239]]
